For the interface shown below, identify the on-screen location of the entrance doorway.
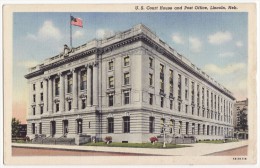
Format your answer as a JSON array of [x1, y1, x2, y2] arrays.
[[63, 120, 69, 136], [50, 121, 56, 137]]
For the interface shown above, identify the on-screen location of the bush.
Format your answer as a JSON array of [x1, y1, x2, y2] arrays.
[[104, 136, 112, 142], [25, 136, 30, 142], [150, 136, 158, 143]]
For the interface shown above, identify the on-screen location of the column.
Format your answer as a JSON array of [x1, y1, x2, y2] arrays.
[[43, 78, 48, 114], [48, 77, 53, 114], [78, 71, 82, 110], [29, 83, 32, 116], [64, 73, 68, 111], [181, 75, 185, 112], [60, 73, 65, 112], [194, 81, 197, 110], [72, 69, 78, 110], [87, 66, 92, 106], [188, 79, 192, 114], [173, 70, 178, 110], [93, 63, 98, 106], [36, 82, 40, 115]]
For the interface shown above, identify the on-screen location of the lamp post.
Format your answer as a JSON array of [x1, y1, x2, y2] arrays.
[[161, 123, 173, 148]]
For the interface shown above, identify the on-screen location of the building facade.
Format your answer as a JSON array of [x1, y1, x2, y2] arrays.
[[233, 99, 248, 139], [25, 24, 235, 143]]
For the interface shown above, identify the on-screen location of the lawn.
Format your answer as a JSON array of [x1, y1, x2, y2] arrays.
[[197, 139, 239, 144], [84, 142, 191, 149]]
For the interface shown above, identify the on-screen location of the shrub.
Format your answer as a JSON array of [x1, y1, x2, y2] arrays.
[[104, 136, 112, 142], [150, 136, 158, 143], [25, 136, 30, 142]]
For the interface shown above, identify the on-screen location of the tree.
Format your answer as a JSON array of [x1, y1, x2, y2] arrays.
[[239, 108, 248, 131], [12, 118, 21, 137]]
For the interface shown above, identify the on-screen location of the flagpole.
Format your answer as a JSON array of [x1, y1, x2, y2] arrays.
[[70, 14, 72, 48]]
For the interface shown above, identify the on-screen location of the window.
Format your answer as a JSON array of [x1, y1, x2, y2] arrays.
[[124, 92, 130, 105], [40, 106, 43, 114], [170, 83, 173, 94], [185, 105, 188, 113], [124, 72, 130, 85], [149, 73, 153, 86], [33, 84, 35, 91], [198, 124, 200, 135], [149, 58, 153, 68], [178, 102, 181, 112], [33, 107, 35, 115], [77, 119, 82, 134], [108, 95, 114, 106], [160, 64, 164, 74], [33, 94, 36, 102], [32, 123, 35, 134], [55, 78, 60, 96], [68, 102, 72, 111], [170, 100, 173, 110], [160, 97, 164, 108], [82, 99, 86, 109], [185, 89, 188, 99], [185, 78, 188, 86], [40, 82, 43, 88], [197, 108, 200, 116], [179, 121, 182, 134], [67, 75, 72, 93], [108, 118, 114, 133], [149, 117, 155, 133], [108, 61, 114, 70], [160, 118, 165, 133], [192, 123, 195, 135], [192, 107, 194, 115], [178, 74, 181, 99], [80, 70, 87, 90], [39, 123, 42, 134], [108, 76, 114, 88], [170, 120, 174, 134], [40, 93, 43, 101], [186, 122, 189, 134], [56, 103, 59, 112], [124, 56, 130, 66], [149, 94, 153, 105], [123, 116, 130, 133], [160, 78, 164, 90]]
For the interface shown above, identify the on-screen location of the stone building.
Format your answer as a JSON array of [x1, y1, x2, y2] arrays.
[[233, 99, 248, 139], [25, 24, 235, 143]]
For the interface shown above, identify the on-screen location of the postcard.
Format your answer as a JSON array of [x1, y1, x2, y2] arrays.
[[3, 3, 257, 165]]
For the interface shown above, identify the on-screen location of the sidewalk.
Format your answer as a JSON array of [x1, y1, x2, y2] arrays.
[[12, 140, 248, 156]]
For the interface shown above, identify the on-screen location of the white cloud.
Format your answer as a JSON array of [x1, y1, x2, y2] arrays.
[[189, 37, 202, 53], [18, 60, 39, 68], [236, 41, 243, 47], [204, 63, 246, 75], [73, 30, 84, 39], [208, 31, 232, 45], [96, 29, 114, 39], [172, 33, 184, 44], [26, 20, 61, 41], [218, 52, 234, 57]]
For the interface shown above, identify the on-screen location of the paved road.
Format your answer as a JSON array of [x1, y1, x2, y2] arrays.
[[206, 146, 248, 156], [12, 147, 160, 156]]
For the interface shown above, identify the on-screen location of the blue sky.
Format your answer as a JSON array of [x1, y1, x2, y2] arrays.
[[13, 12, 248, 122]]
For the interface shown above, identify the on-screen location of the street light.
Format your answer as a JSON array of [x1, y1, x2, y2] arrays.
[[161, 123, 173, 148]]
